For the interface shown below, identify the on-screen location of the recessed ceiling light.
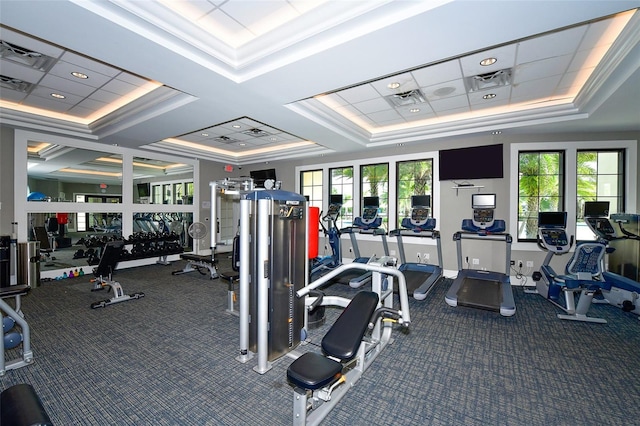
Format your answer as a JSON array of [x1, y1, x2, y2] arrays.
[[387, 82, 401, 89], [492, 130, 502, 135], [483, 93, 497, 99], [71, 71, 88, 79], [232, 124, 241, 129], [480, 57, 497, 66], [239, 143, 246, 146], [50, 93, 65, 99], [201, 133, 209, 137], [410, 108, 420, 113]]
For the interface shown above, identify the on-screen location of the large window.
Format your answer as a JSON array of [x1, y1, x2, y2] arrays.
[[396, 159, 433, 230], [510, 141, 635, 249], [576, 149, 625, 240], [360, 163, 388, 230], [329, 166, 353, 229], [300, 169, 323, 210], [517, 151, 564, 241]]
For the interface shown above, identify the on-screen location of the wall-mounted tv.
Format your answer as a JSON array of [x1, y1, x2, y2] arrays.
[[137, 182, 150, 198], [250, 168, 276, 188], [439, 143, 504, 181]]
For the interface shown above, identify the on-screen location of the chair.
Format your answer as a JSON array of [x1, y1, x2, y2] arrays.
[[540, 241, 612, 323]]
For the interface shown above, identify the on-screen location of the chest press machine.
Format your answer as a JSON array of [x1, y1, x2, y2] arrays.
[[287, 257, 411, 425]]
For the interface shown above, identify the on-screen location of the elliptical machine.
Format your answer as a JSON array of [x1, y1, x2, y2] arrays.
[[310, 195, 343, 280]]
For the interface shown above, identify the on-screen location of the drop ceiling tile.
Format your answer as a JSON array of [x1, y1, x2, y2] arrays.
[[517, 25, 586, 64], [221, 0, 294, 34], [336, 83, 380, 104], [511, 74, 563, 100], [0, 89, 27, 103], [420, 78, 467, 101], [172, 0, 216, 21], [352, 97, 394, 115], [460, 45, 517, 77], [468, 85, 511, 105], [59, 51, 121, 77], [568, 44, 611, 72], [90, 88, 122, 103], [100, 78, 137, 96], [48, 60, 113, 88], [196, 10, 254, 44], [75, 97, 108, 111], [580, 15, 623, 49], [1, 28, 64, 58], [411, 59, 463, 87], [366, 108, 402, 123], [429, 94, 469, 113], [512, 54, 573, 84], [39, 73, 97, 97]]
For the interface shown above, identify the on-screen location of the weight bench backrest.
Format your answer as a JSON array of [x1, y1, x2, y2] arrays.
[[321, 291, 379, 361]]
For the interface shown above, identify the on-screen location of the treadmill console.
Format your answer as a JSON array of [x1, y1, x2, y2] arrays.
[[353, 196, 382, 231]]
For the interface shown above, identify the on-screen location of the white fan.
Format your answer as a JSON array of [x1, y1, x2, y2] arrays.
[[188, 222, 207, 239], [188, 222, 207, 254]]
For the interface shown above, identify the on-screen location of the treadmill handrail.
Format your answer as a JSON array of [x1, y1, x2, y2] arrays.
[[454, 230, 512, 243]]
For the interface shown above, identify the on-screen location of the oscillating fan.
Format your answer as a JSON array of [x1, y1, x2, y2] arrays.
[[188, 222, 207, 254]]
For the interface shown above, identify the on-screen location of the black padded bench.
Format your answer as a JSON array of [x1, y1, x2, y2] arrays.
[[287, 291, 379, 390], [1, 383, 53, 426]]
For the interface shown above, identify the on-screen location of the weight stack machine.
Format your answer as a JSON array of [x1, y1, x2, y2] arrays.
[[237, 189, 307, 374]]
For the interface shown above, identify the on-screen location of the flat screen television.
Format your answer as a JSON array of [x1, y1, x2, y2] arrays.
[[363, 196, 379, 207], [250, 168, 276, 188], [137, 183, 150, 198], [472, 193, 496, 209], [538, 211, 567, 228], [411, 195, 431, 208], [439, 144, 504, 181], [584, 201, 610, 217]]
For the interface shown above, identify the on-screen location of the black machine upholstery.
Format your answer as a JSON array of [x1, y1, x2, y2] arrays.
[[0, 383, 53, 426], [287, 291, 379, 390]]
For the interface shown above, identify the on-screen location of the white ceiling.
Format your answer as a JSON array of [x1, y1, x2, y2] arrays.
[[1, 0, 639, 166]]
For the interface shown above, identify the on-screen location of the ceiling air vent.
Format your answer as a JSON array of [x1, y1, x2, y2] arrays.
[[466, 68, 512, 92], [384, 89, 426, 108], [242, 128, 270, 137], [214, 136, 239, 144], [0, 40, 56, 71], [0, 74, 33, 92]]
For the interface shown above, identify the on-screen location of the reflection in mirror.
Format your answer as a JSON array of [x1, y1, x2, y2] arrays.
[[27, 142, 123, 203], [132, 157, 194, 204], [29, 212, 123, 272], [132, 212, 194, 252]]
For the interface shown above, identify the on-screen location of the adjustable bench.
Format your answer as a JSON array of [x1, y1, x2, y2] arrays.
[[1, 383, 53, 426], [287, 291, 379, 425]]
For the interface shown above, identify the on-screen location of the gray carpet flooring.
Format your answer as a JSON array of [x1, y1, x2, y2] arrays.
[[1, 260, 639, 425]]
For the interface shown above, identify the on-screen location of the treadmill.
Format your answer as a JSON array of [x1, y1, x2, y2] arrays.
[[390, 195, 443, 300], [336, 196, 388, 288], [445, 193, 516, 317]]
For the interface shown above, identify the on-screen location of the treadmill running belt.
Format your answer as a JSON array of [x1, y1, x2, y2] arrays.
[[456, 277, 503, 312]]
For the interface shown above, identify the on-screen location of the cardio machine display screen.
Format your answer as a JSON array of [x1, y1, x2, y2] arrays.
[[472, 194, 496, 209]]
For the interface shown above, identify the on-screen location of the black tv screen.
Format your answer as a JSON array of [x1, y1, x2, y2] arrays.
[[584, 201, 610, 218], [538, 211, 567, 227], [250, 168, 276, 188], [137, 183, 150, 198], [439, 144, 504, 181]]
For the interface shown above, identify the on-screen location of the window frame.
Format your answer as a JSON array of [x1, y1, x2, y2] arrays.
[[509, 140, 637, 251]]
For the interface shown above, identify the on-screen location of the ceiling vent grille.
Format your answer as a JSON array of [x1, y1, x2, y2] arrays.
[[0, 74, 33, 92], [0, 40, 56, 71], [214, 136, 239, 144], [242, 128, 270, 137], [466, 68, 512, 92], [384, 89, 426, 108]]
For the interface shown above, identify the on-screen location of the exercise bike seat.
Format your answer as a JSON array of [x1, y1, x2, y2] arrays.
[[287, 291, 379, 390]]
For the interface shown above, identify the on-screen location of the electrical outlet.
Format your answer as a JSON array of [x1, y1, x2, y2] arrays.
[[510, 260, 515, 265], [472, 258, 480, 265], [390, 249, 396, 256], [423, 253, 430, 262], [416, 252, 421, 261], [349, 246, 353, 253], [526, 261, 534, 268]]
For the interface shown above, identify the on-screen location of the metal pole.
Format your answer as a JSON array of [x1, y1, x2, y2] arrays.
[[236, 198, 253, 363], [209, 182, 218, 259], [254, 198, 272, 374]]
